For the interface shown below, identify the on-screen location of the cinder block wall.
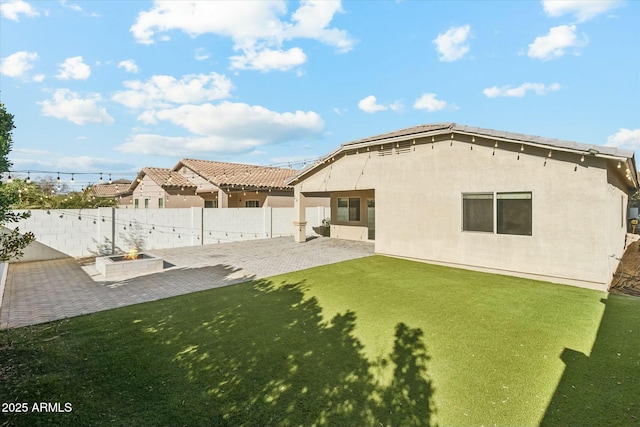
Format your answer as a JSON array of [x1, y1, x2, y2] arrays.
[[7, 207, 328, 262]]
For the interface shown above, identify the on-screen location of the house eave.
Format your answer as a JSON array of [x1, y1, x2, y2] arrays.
[[287, 124, 639, 190]]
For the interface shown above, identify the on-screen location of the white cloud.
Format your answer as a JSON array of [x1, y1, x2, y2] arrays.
[[149, 101, 323, 136], [483, 82, 561, 98], [56, 56, 91, 80], [0, 50, 38, 78], [194, 47, 210, 61], [230, 47, 306, 72], [605, 128, 640, 149], [0, 0, 39, 21], [542, 0, 623, 22], [413, 93, 449, 112], [11, 149, 135, 172], [287, 0, 354, 53], [528, 25, 587, 60], [433, 25, 471, 62], [357, 95, 401, 114], [117, 101, 324, 156], [32, 73, 45, 82], [116, 134, 263, 156], [129, 0, 353, 72], [39, 89, 114, 125], [112, 72, 233, 109], [117, 59, 139, 73], [60, 0, 82, 12]]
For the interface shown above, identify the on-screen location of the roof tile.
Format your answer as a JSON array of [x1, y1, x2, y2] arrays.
[[177, 158, 297, 189]]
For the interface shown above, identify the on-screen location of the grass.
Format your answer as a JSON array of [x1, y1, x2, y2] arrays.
[[0, 255, 639, 427]]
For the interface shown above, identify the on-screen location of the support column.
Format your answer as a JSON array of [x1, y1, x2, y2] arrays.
[[293, 185, 307, 243], [218, 188, 229, 208]]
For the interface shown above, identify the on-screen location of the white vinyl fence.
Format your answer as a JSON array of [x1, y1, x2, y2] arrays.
[[6, 207, 329, 262]]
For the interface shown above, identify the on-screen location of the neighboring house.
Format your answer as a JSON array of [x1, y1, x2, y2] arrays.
[[289, 123, 639, 291], [89, 179, 133, 207], [172, 158, 328, 208], [128, 167, 199, 208]]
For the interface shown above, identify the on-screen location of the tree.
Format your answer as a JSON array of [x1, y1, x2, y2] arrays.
[[0, 101, 35, 261], [4, 178, 118, 209]]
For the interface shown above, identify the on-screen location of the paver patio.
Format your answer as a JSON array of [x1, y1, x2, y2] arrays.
[[0, 237, 374, 329]]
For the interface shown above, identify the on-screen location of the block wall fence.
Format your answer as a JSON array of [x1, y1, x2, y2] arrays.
[[5, 207, 330, 262]]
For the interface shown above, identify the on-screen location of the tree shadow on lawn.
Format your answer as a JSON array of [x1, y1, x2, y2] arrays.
[[540, 295, 640, 427], [142, 276, 438, 426]]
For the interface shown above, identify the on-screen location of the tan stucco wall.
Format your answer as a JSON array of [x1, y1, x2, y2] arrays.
[[132, 175, 201, 209], [295, 136, 629, 289]]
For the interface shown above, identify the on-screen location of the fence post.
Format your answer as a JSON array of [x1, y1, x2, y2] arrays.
[[97, 207, 116, 255], [263, 207, 273, 238]]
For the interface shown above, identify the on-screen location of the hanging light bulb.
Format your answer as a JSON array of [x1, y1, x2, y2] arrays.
[[57, 173, 61, 183], [26, 172, 31, 184], [581, 155, 585, 162], [520, 144, 524, 152], [99, 173, 103, 183], [617, 161, 622, 169], [7, 174, 12, 183], [548, 150, 552, 158], [71, 174, 75, 183]]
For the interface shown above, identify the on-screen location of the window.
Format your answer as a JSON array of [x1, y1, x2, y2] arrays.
[[158, 198, 164, 208], [497, 192, 532, 235], [134, 199, 139, 209], [245, 200, 260, 208], [463, 192, 533, 235], [205, 200, 218, 208], [462, 193, 493, 232], [144, 198, 149, 209], [337, 197, 360, 222]]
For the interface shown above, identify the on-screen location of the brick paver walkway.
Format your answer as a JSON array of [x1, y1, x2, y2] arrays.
[[0, 237, 374, 329]]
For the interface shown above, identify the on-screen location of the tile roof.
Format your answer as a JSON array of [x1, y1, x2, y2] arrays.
[[90, 181, 132, 197], [342, 123, 455, 147], [452, 124, 634, 159], [176, 158, 298, 189], [129, 167, 197, 192]]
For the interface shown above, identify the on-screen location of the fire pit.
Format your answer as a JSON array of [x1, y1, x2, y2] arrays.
[[95, 249, 164, 279]]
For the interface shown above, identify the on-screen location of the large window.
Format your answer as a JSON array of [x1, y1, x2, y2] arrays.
[[158, 198, 164, 208], [497, 192, 532, 235], [462, 192, 533, 235], [144, 198, 149, 209], [462, 193, 493, 232], [337, 197, 360, 222], [245, 200, 260, 208]]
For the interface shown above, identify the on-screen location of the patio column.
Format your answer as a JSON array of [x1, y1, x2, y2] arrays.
[[218, 188, 228, 208], [293, 185, 307, 243]]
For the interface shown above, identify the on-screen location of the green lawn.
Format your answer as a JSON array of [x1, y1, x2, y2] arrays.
[[1, 255, 638, 427]]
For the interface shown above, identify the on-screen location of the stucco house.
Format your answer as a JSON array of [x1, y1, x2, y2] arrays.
[[172, 158, 328, 208], [289, 123, 639, 290], [128, 167, 199, 208], [89, 179, 133, 207]]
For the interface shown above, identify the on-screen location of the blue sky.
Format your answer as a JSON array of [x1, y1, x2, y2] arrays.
[[1, 0, 639, 188]]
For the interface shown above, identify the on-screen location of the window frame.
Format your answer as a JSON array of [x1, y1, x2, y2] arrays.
[[496, 192, 533, 236], [337, 197, 361, 222], [462, 191, 533, 236], [462, 193, 494, 233], [245, 200, 260, 208]]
